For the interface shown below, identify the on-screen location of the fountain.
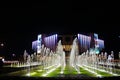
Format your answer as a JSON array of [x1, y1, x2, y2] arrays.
[[69, 38, 80, 73], [7, 35, 120, 78], [44, 48, 50, 70], [26, 55, 31, 76], [107, 54, 113, 73], [104, 52, 108, 71], [11, 50, 28, 68], [22, 41, 119, 77], [56, 40, 66, 74], [23, 50, 28, 63]]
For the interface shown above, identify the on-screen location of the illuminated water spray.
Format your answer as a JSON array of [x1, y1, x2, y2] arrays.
[[69, 37, 80, 73], [56, 40, 66, 74]]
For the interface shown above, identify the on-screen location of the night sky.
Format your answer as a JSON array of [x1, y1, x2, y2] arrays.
[[0, 3, 120, 57]]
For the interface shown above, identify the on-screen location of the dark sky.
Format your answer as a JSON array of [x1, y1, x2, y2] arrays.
[[0, 3, 120, 56]]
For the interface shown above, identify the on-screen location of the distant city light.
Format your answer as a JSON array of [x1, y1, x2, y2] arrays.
[[1, 43, 4, 46], [2, 58, 5, 62]]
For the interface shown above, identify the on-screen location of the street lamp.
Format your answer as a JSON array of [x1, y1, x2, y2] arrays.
[[1, 43, 4, 47]]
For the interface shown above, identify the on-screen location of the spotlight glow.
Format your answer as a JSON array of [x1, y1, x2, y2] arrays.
[[2, 58, 5, 62], [31, 72, 37, 75], [56, 34, 57, 37], [79, 65, 102, 77], [42, 64, 60, 77], [26, 73, 30, 76], [44, 65, 56, 69], [60, 71, 64, 74], [83, 65, 119, 76], [26, 72, 37, 76], [37, 70, 43, 72]]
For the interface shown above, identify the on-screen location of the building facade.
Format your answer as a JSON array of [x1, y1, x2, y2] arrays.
[[32, 33, 104, 54]]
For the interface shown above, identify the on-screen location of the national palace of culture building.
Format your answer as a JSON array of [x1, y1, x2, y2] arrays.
[[32, 33, 104, 56]]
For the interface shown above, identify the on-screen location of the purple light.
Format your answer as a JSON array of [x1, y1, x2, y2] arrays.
[[32, 40, 38, 51], [83, 35, 85, 48], [44, 34, 58, 51], [56, 34, 57, 37], [50, 36, 51, 49], [84, 36, 86, 49], [51, 35, 53, 49], [77, 34, 79, 38], [77, 34, 104, 52], [48, 36, 50, 48], [97, 39, 104, 50]]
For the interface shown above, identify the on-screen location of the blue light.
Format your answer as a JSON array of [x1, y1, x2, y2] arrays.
[[96, 50, 100, 54], [56, 34, 57, 37], [77, 34, 79, 38]]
